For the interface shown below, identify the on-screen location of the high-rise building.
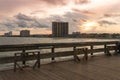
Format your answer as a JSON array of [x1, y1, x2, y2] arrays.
[[52, 22, 69, 37], [20, 30, 30, 37]]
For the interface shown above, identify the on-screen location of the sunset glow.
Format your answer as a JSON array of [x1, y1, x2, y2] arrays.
[[83, 21, 99, 31], [0, 0, 120, 35]]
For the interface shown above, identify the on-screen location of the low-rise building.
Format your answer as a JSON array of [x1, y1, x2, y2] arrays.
[[20, 30, 30, 37], [4, 31, 12, 37]]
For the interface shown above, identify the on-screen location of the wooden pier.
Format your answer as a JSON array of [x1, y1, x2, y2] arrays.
[[0, 41, 120, 80], [0, 55, 120, 80]]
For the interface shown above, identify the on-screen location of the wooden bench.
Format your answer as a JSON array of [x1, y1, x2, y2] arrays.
[[73, 48, 88, 62], [14, 51, 40, 72], [106, 46, 117, 56]]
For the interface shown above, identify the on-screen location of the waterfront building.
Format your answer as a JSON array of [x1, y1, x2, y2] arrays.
[[4, 31, 12, 37], [52, 22, 69, 37], [72, 31, 81, 37], [20, 30, 30, 37]]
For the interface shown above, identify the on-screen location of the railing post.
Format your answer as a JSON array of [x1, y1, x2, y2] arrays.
[[51, 47, 55, 61], [37, 52, 40, 68], [104, 44, 107, 54], [73, 46, 77, 57], [14, 53, 17, 72], [22, 49, 26, 65], [84, 48, 88, 60], [73, 46, 76, 52], [90, 45, 93, 56], [115, 42, 118, 54]]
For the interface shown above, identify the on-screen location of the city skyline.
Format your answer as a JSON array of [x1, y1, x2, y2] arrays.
[[0, 0, 120, 35]]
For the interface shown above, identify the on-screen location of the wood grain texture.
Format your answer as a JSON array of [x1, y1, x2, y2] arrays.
[[0, 55, 120, 80]]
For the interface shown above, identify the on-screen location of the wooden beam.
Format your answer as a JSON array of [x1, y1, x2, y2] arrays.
[[90, 45, 93, 56], [0, 41, 118, 65]]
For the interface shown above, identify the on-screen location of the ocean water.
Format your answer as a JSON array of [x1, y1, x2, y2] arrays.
[[0, 37, 119, 45], [0, 37, 119, 70]]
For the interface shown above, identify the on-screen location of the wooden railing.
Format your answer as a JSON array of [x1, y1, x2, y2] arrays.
[[0, 41, 118, 64]]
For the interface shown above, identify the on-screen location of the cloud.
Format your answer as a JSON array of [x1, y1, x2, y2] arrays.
[[0, 11, 88, 32], [63, 12, 89, 33], [75, 0, 90, 4], [15, 13, 33, 21], [31, 10, 47, 15], [41, 0, 67, 6], [48, 11, 88, 23], [63, 12, 88, 20], [0, 13, 50, 31], [15, 13, 49, 28], [0, 0, 59, 16], [104, 13, 120, 17], [0, 0, 29, 15], [98, 20, 117, 26], [41, 0, 90, 6], [72, 8, 95, 15]]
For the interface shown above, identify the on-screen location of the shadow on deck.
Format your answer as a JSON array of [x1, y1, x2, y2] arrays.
[[0, 55, 120, 80]]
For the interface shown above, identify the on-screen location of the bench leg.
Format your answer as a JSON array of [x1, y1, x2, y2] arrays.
[[106, 48, 112, 56], [14, 62, 23, 72], [74, 54, 80, 62], [14, 60, 17, 72], [83, 48, 88, 61], [33, 52, 40, 69], [37, 52, 40, 68]]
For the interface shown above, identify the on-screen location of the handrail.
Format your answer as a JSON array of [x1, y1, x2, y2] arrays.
[[0, 41, 118, 64], [0, 41, 118, 52]]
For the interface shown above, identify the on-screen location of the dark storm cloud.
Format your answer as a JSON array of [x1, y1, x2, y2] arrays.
[[98, 20, 117, 26]]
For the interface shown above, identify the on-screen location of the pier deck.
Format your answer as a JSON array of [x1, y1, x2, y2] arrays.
[[0, 55, 120, 80]]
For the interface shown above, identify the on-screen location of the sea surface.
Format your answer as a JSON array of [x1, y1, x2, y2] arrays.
[[0, 37, 119, 70], [0, 37, 119, 45]]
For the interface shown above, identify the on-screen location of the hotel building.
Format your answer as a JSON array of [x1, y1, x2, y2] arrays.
[[52, 22, 69, 37]]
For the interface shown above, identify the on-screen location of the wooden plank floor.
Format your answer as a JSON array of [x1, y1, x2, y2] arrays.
[[0, 55, 120, 80]]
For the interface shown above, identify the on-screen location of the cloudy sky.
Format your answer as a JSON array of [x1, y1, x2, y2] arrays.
[[0, 0, 120, 35]]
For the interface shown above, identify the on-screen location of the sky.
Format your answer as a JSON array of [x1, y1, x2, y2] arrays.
[[0, 0, 120, 35]]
